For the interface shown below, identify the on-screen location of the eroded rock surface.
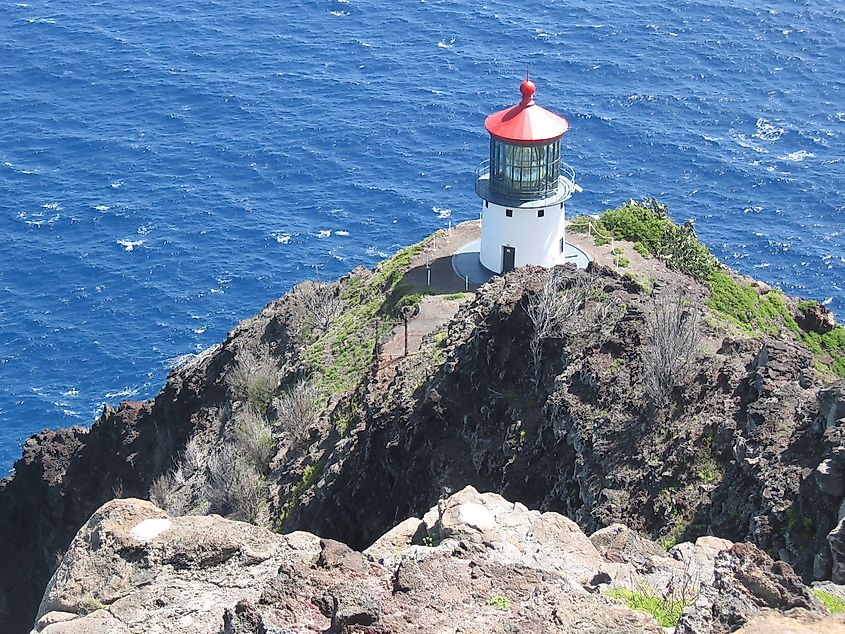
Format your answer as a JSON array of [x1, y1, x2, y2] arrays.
[[32, 487, 843, 634]]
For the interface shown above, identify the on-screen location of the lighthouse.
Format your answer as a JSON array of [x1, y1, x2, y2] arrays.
[[475, 79, 579, 274]]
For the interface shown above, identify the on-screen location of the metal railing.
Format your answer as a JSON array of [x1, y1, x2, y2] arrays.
[[578, 218, 626, 269], [475, 159, 578, 202]]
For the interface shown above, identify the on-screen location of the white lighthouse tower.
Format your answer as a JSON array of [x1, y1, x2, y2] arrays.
[[475, 79, 579, 274]]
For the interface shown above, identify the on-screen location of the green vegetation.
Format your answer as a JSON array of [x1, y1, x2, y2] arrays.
[[394, 290, 430, 311], [299, 460, 325, 491], [303, 237, 431, 395], [488, 594, 511, 611], [81, 596, 107, 614], [571, 199, 845, 376], [607, 588, 690, 627], [695, 449, 721, 484], [656, 486, 690, 551], [609, 357, 625, 374], [274, 459, 326, 530], [444, 292, 469, 301], [616, 255, 630, 268], [812, 589, 845, 614], [785, 507, 815, 545]]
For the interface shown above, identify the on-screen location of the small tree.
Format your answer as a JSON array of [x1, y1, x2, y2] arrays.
[[641, 291, 702, 408]]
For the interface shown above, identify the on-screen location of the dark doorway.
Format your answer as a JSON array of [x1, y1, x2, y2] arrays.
[[502, 246, 516, 273]]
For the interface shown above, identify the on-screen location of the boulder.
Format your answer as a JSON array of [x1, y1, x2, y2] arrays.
[[796, 302, 837, 334]]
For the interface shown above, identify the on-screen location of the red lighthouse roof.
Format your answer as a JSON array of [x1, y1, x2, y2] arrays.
[[484, 80, 569, 143]]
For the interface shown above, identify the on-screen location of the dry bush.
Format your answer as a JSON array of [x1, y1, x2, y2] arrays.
[[181, 433, 207, 477], [204, 444, 266, 524], [274, 378, 319, 447], [295, 280, 344, 333], [229, 348, 280, 412], [641, 290, 702, 408], [149, 467, 191, 516], [524, 267, 608, 388], [236, 408, 275, 474]]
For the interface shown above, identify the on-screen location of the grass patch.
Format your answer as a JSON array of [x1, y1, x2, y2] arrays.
[[812, 589, 845, 614], [444, 292, 468, 301], [607, 588, 689, 627], [488, 594, 511, 611], [303, 237, 432, 396]]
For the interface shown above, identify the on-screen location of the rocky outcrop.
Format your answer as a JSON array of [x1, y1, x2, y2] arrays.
[[30, 487, 841, 634]]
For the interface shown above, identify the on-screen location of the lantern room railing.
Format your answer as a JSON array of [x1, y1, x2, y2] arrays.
[[475, 159, 578, 204]]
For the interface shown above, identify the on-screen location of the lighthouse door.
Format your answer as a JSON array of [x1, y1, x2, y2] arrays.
[[502, 246, 516, 273]]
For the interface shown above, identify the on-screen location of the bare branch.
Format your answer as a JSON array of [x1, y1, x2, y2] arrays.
[[641, 290, 702, 408], [295, 280, 344, 334], [523, 267, 604, 388]]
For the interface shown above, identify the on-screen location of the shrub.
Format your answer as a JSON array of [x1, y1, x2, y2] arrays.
[[641, 291, 702, 408], [524, 268, 597, 388], [274, 379, 319, 446], [235, 408, 275, 474], [230, 349, 280, 412], [181, 433, 207, 477], [295, 280, 344, 334], [204, 444, 266, 524], [488, 595, 511, 611], [149, 467, 190, 516]]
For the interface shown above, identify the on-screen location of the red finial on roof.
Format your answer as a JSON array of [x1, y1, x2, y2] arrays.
[[520, 79, 536, 106]]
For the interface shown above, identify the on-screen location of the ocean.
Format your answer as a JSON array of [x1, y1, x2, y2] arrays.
[[1, 0, 843, 472]]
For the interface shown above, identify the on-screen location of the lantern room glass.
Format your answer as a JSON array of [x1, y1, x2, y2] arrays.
[[489, 138, 561, 199]]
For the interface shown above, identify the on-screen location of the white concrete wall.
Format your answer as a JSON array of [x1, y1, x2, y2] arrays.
[[479, 199, 567, 273]]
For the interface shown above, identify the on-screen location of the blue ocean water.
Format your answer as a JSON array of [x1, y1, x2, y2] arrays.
[[1, 0, 843, 472]]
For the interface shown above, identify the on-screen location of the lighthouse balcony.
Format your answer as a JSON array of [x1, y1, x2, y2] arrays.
[[475, 159, 579, 208]]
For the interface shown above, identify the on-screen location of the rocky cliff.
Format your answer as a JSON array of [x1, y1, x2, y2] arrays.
[[3, 209, 845, 633], [28, 487, 842, 633]]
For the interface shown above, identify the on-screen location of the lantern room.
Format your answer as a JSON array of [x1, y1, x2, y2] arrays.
[[475, 79, 579, 274]]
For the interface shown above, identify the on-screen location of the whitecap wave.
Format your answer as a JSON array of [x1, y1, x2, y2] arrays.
[[366, 246, 390, 258], [753, 118, 785, 142], [93, 204, 110, 211], [437, 38, 455, 48], [111, 180, 123, 189], [117, 239, 144, 251], [317, 229, 332, 238], [335, 230, 350, 236], [329, 10, 348, 16], [104, 387, 140, 399], [779, 150, 814, 162], [432, 206, 451, 219]]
